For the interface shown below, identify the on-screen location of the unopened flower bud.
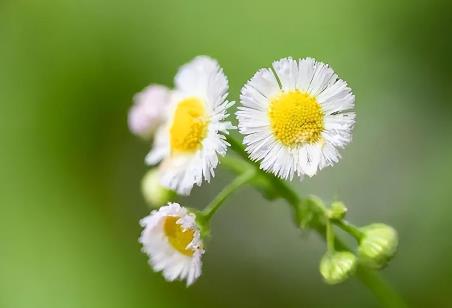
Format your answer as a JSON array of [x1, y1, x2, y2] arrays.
[[141, 169, 175, 208], [320, 251, 357, 284], [358, 223, 398, 269], [329, 201, 347, 220]]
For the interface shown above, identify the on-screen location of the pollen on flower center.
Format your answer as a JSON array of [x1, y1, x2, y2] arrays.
[[170, 97, 208, 153], [268, 90, 324, 147], [163, 216, 195, 256]]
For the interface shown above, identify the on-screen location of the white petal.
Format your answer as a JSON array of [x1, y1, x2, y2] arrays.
[[145, 125, 170, 165], [307, 60, 337, 97], [272, 57, 298, 91], [300, 144, 322, 177], [243, 67, 280, 100], [296, 57, 316, 92]]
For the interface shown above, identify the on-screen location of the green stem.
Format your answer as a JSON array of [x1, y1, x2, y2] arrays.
[[326, 220, 335, 252], [225, 134, 406, 308], [357, 267, 408, 308], [226, 137, 301, 207], [200, 168, 256, 223], [334, 220, 364, 241]]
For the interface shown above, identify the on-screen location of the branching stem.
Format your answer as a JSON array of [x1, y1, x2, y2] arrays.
[[223, 134, 407, 308], [335, 219, 364, 241], [199, 168, 256, 224]]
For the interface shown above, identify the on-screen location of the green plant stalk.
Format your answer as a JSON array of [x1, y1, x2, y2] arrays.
[[326, 219, 335, 252], [201, 168, 256, 222], [196, 168, 256, 237], [357, 267, 407, 308], [225, 135, 406, 308], [334, 219, 365, 241]]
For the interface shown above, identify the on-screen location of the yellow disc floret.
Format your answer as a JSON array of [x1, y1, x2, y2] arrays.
[[163, 216, 195, 256], [170, 97, 208, 153], [268, 90, 324, 147]]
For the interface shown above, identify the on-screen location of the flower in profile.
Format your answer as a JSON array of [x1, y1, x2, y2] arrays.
[[237, 57, 355, 179], [146, 56, 234, 195], [128, 84, 171, 139], [139, 203, 204, 286]]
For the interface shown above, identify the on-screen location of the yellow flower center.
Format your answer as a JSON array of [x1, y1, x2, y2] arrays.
[[163, 216, 195, 256], [268, 90, 324, 147], [170, 97, 208, 153]]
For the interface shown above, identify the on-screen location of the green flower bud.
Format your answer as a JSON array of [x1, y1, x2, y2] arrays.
[[329, 201, 347, 220], [358, 223, 398, 269], [320, 251, 357, 285], [141, 169, 175, 208]]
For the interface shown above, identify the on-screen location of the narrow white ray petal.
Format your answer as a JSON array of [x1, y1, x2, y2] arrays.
[[272, 57, 298, 91]]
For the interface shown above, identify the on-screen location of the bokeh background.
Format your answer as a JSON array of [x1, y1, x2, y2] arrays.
[[1, 0, 452, 307]]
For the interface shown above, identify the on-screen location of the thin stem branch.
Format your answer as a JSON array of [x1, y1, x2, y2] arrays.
[[201, 168, 256, 223], [335, 219, 364, 241], [326, 220, 335, 252], [225, 134, 407, 308], [226, 136, 302, 207]]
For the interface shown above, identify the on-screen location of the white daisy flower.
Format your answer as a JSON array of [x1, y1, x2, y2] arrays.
[[139, 202, 204, 286], [237, 57, 355, 180], [145, 56, 234, 195], [128, 84, 171, 139]]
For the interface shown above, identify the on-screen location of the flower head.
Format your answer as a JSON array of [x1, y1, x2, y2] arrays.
[[237, 57, 355, 179], [146, 56, 234, 195], [139, 203, 204, 286], [128, 84, 171, 139]]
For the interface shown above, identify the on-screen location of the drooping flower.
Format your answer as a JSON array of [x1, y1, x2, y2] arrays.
[[146, 56, 234, 195], [237, 57, 355, 180], [139, 203, 204, 286], [128, 84, 171, 139]]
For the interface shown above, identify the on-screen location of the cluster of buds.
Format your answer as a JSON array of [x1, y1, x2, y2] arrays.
[[319, 202, 399, 284]]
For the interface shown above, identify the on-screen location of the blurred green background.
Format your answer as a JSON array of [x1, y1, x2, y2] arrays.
[[1, 0, 451, 307]]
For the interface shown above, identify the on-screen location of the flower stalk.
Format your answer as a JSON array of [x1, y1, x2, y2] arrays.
[[224, 134, 406, 307], [334, 220, 364, 241], [326, 219, 335, 252], [196, 168, 257, 237]]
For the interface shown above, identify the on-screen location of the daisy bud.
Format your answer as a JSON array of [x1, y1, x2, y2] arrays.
[[139, 203, 204, 286], [128, 84, 171, 139], [141, 169, 175, 208], [358, 224, 398, 269], [328, 201, 347, 220], [320, 251, 357, 285]]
